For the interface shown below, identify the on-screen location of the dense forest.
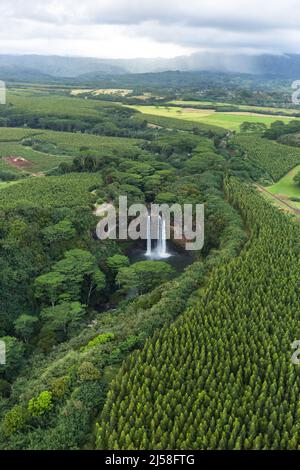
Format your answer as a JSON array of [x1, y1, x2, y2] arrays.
[[0, 80, 300, 450], [97, 177, 300, 449]]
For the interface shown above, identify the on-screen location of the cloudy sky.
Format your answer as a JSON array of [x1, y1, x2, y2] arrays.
[[0, 0, 300, 58]]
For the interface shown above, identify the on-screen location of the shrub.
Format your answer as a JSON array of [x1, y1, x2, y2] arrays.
[[2, 405, 28, 437], [28, 391, 53, 417], [83, 333, 115, 351], [77, 362, 101, 382], [50, 376, 71, 399]]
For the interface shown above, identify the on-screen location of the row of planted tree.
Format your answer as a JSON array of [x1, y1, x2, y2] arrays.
[[96, 177, 300, 450]]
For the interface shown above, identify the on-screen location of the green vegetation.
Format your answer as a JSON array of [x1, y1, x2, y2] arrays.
[[0, 127, 142, 176], [131, 105, 297, 130], [116, 260, 175, 295], [0, 85, 248, 449], [0, 173, 102, 209], [133, 110, 226, 136], [97, 177, 300, 450], [28, 391, 53, 418], [0, 128, 39, 141], [31, 129, 141, 156], [1, 79, 300, 451], [0, 141, 73, 174], [0, 90, 153, 139], [266, 165, 300, 199], [170, 100, 300, 116], [231, 133, 300, 181], [264, 120, 300, 140], [279, 133, 300, 147], [83, 333, 115, 351], [0, 204, 243, 448], [294, 170, 300, 187], [5, 91, 117, 118]]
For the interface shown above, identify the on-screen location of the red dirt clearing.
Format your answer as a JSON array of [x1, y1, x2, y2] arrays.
[[4, 156, 32, 169]]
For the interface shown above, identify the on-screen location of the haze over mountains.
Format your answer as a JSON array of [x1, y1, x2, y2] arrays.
[[1, 52, 300, 82]]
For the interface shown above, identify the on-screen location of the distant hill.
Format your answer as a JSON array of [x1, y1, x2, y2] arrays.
[[0, 55, 126, 80], [0, 65, 57, 83], [1, 53, 300, 83]]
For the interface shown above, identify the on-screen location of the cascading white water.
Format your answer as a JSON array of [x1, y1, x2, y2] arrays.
[[146, 213, 170, 259], [161, 217, 167, 256], [146, 214, 152, 256]]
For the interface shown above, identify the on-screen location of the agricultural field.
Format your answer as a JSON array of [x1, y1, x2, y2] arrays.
[[0, 128, 40, 141], [170, 100, 300, 115], [0, 172, 102, 209], [170, 100, 234, 107], [0, 127, 142, 176], [231, 133, 300, 181], [133, 111, 226, 136], [33, 129, 142, 156], [0, 142, 73, 174], [4, 90, 118, 118], [0, 179, 22, 190], [131, 105, 297, 130]]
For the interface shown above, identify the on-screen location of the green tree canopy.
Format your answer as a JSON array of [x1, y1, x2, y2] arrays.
[[106, 254, 130, 274], [14, 315, 39, 342], [40, 301, 86, 339], [34, 249, 106, 307], [0, 336, 25, 381], [240, 122, 267, 133], [116, 260, 175, 295]]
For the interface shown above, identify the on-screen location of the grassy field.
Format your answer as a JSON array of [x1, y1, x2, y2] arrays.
[[169, 100, 300, 115], [131, 105, 298, 130], [134, 111, 226, 135], [258, 165, 300, 213], [266, 165, 300, 199]]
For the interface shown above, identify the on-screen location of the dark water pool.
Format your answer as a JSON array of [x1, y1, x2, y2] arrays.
[[128, 242, 195, 273]]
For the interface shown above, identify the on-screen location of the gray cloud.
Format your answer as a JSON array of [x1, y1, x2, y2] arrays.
[[0, 0, 300, 57]]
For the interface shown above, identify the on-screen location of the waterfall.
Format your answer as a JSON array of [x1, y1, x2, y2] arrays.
[[156, 214, 165, 258], [161, 216, 167, 256], [146, 213, 170, 259], [146, 214, 152, 256]]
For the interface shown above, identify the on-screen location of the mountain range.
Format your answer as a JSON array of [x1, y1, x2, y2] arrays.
[[1, 52, 300, 82]]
